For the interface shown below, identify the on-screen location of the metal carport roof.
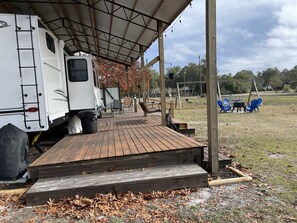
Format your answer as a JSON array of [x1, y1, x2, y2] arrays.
[[0, 0, 192, 66]]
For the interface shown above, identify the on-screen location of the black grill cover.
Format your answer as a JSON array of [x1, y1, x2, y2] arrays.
[[0, 124, 29, 180]]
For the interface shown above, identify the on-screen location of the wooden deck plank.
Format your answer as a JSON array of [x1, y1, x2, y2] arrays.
[[63, 136, 85, 163], [140, 126, 170, 151], [157, 127, 190, 149], [83, 134, 99, 160], [113, 129, 124, 156], [90, 128, 105, 159], [132, 127, 156, 153], [122, 127, 139, 154], [118, 128, 130, 156], [126, 128, 146, 154], [38, 136, 77, 165], [100, 130, 112, 158], [108, 130, 116, 157], [164, 126, 201, 146], [73, 133, 98, 162], [30, 136, 73, 166], [161, 127, 202, 148]]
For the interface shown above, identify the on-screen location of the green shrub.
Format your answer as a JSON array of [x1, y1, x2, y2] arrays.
[[283, 85, 291, 93]]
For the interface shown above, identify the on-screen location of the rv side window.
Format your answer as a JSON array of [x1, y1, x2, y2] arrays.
[[67, 59, 88, 82], [46, 33, 55, 53]]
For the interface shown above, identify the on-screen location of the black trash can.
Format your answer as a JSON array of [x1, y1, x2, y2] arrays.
[[78, 110, 97, 134]]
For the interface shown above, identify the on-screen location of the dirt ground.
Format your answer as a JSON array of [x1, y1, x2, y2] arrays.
[[0, 181, 295, 223], [1, 94, 297, 222]]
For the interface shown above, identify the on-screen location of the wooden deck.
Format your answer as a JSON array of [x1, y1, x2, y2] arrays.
[[29, 111, 206, 179]]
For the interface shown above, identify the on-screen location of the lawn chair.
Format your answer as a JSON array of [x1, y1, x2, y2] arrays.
[[246, 99, 258, 113], [255, 97, 262, 111], [123, 96, 132, 108], [217, 100, 230, 113], [223, 98, 232, 111], [112, 99, 122, 113]]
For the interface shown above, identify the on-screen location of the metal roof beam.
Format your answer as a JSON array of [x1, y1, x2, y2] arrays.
[[115, 0, 137, 60], [66, 39, 131, 61], [72, 47, 130, 66], [73, 49, 130, 66], [74, 3, 91, 52], [124, 0, 165, 63], [53, 2, 84, 50], [88, 0, 100, 54], [59, 33, 139, 54], [5, 0, 163, 32], [47, 17, 147, 51], [102, 0, 169, 25], [74, 0, 169, 32], [107, 1, 114, 55], [71, 0, 157, 32]]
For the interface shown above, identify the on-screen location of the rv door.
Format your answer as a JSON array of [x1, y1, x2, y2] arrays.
[[66, 56, 95, 111]]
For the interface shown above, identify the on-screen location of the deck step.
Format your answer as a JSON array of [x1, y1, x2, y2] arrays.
[[178, 128, 195, 135], [202, 149, 232, 168], [26, 164, 208, 206], [170, 118, 195, 135], [171, 118, 188, 130]]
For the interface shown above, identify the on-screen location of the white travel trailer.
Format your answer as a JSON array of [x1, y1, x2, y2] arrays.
[[0, 13, 102, 132]]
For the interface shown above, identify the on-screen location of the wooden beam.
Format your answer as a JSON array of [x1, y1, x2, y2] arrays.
[[206, 0, 219, 174], [0, 188, 28, 195], [228, 167, 249, 177], [208, 176, 253, 187], [143, 56, 160, 70], [158, 20, 166, 126]]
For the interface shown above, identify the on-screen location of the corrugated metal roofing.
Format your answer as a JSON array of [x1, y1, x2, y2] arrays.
[[0, 0, 192, 66]]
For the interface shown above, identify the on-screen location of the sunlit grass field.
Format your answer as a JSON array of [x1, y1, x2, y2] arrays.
[[174, 93, 297, 221]]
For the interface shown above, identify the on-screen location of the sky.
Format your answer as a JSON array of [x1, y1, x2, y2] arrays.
[[144, 0, 297, 75]]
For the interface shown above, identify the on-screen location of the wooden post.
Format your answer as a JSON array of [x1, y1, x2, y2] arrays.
[[170, 101, 174, 118], [158, 20, 166, 126], [140, 45, 146, 101], [254, 79, 260, 98], [125, 65, 130, 97], [131, 58, 135, 97], [177, 83, 182, 110], [133, 97, 137, 112], [247, 80, 253, 105], [130, 58, 137, 112], [140, 48, 147, 117], [206, 0, 219, 174], [217, 81, 221, 100]]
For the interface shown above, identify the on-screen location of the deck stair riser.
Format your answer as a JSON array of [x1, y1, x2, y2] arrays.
[[26, 164, 208, 206], [29, 148, 204, 179]]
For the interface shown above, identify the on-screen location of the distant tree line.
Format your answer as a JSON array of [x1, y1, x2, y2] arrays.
[[147, 59, 297, 96], [96, 56, 297, 97]]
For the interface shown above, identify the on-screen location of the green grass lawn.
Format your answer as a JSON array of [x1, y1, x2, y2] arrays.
[[174, 94, 297, 222]]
